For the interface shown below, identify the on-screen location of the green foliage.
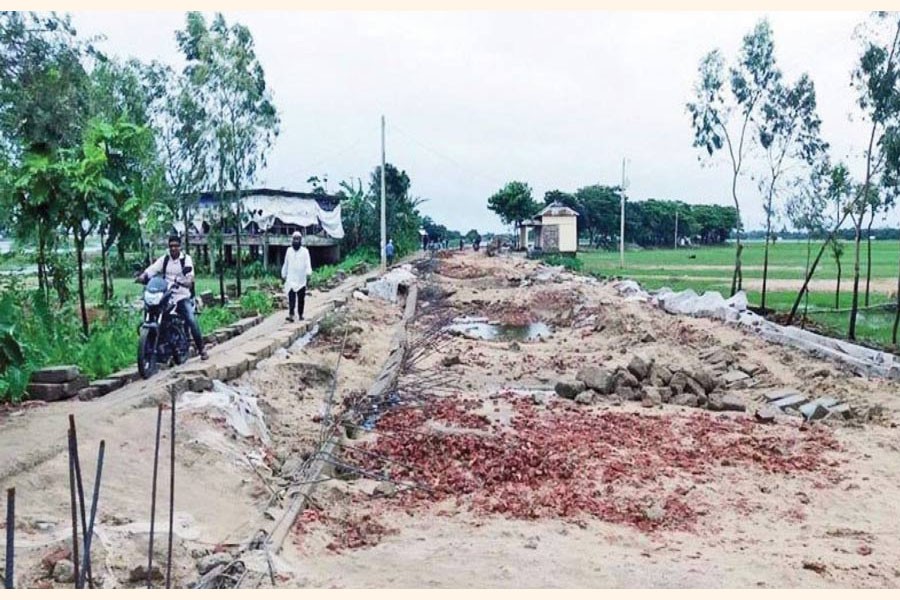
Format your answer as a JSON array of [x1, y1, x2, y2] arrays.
[[198, 306, 236, 332], [240, 289, 274, 316], [308, 248, 378, 290], [0, 280, 142, 402], [176, 11, 280, 297], [542, 254, 583, 271], [487, 181, 539, 228]]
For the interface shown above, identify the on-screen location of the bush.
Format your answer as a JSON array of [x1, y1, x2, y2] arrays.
[[0, 281, 142, 402], [198, 306, 237, 333], [240, 289, 274, 316], [542, 254, 584, 271]]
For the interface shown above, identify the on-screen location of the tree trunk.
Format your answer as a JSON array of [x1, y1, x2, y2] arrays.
[[761, 202, 773, 310], [75, 232, 89, 337], [787, 209, 853, 324], [835, 257, 842, 311], [729, 171, 742, 297], [848, 220, 863, 340], [100, 230, 109, 303], [37, 229, 47, 298], [864, 219, 874, 307], [219, 208, 226, 306], [893, 231, 900, 345], [235, 189, 242, 297], [803, 232, 811, 324]]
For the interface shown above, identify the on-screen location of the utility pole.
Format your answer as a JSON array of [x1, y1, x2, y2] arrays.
[[380, 115, 387, 271], [674, 210, 679, 250], [619, 160, 624, 268]]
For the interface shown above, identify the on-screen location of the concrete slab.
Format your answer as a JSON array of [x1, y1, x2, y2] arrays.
[[771, 394, 808, 409], [764, 388, 801, 402]]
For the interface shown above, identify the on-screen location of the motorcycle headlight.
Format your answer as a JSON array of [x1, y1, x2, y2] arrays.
[[144, 290, 164, 306]]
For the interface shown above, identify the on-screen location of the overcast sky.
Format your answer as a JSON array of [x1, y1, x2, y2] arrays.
[[70, 11, 885, 234]]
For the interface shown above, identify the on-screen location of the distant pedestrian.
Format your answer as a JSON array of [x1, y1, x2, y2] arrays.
[[385, 238, 396, 266], [281, 231, 311, 322], [459, 238, 464, 251]]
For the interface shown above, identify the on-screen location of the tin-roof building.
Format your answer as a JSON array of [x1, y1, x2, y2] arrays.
[[518, 202, 579, 255], [180, 189, 344, 269]]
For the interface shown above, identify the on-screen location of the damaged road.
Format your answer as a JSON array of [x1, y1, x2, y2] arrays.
[[3, 251, 900, 588]]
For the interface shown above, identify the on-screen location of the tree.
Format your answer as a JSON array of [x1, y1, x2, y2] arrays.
[[338, 178, 372, 253], [366, 163, 424, 255], [177, 12, 280, 299], [0, 12, 93, 301], [756, 73, 827, 310], [687, 19, 781, 296], [60, 120, 120, 334], [847, 13, 900, 339], [89, 58, 164, 301], [784, 166, 828, 321], [487, 181, 538, 245], [144, 61, 210, 269], [573, 185, 622, 246], [465, 229, 480, 242]]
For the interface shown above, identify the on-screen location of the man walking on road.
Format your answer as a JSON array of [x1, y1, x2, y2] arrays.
[[385, 238, 395, 266], [282, 231, 311, 322]]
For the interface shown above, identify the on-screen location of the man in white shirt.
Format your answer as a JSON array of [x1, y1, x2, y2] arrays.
[[281, 231, 312, 322], [136, 235, 208, 360]]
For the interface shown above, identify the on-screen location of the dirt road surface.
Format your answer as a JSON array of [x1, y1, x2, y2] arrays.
[[2, 251, 900, 588]]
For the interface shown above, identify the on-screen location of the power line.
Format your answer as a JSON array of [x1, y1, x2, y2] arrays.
[[387, 123, 503, 187], [303, 137, 364, 171]]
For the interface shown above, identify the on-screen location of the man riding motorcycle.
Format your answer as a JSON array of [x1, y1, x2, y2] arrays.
[[135, 234, 209, 361]]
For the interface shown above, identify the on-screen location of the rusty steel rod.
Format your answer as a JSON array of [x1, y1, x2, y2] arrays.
[[5, 487, 14, 589], [165, 398, 176, 589], [67, 429, 80, 589], [67, 415, 91, 587], [79, 440, 105, 589], [147, 404, 164, 588]]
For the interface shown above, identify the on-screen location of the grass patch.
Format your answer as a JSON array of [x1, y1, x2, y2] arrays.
[[576, 243, 900, 351]]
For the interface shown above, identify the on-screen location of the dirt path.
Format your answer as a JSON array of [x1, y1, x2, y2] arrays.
[[640, 273, 898, 296], [4, 252, 900, 588], [0, 269, 388, 588], [277, 251, 900, 588]]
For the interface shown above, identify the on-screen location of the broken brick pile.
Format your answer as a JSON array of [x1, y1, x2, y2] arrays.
[[355, 394, 843, 532]]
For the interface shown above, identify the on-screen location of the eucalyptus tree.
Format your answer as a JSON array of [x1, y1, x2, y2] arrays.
[[787, 13, 900, 332], [756, 73, 827, 310], [687, 20, 781, 296], [176, 12, 280, 299]]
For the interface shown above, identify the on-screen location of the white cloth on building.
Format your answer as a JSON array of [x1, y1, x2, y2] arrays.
[[281, 246, 312, 293], [142, 252, 195, 304]]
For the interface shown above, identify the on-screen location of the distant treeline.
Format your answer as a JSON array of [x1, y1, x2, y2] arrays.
[[745, 228, 900, 241], [545, 187, 739, 248]]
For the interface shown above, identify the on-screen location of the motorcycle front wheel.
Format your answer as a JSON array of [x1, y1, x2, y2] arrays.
[[137, 327, 159, 379]]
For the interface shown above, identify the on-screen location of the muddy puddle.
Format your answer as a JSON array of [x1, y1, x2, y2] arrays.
[[445, 316, 552, 342]]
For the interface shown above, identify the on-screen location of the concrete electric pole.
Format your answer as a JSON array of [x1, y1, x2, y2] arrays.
[[380, 115, 387, 271], [619, 158, 629, 269]]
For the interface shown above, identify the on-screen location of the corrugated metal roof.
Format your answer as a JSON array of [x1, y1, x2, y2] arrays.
[[536, 201, 579, 218]]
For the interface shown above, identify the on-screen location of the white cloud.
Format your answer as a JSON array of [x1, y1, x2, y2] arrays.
[[71, 10, 890, 234]]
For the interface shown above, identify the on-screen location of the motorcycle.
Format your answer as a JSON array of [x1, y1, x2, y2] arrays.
[[136, 274, 192, 379]]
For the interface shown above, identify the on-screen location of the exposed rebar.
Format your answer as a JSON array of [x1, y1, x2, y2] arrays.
[[166, 398, 176, 589], [79, 440, 105, 589], [4, 487, 14, 589], [147, 403, 163, 588], [67, 415, 91, 587], [66, 429, 80, 589]]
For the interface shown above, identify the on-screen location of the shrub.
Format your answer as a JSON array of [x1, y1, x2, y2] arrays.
[[240, 289, 274, 316], [542, 254, 584, 271]]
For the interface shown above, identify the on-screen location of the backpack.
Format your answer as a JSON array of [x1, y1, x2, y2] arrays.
[[163, 254, 195, 298]]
